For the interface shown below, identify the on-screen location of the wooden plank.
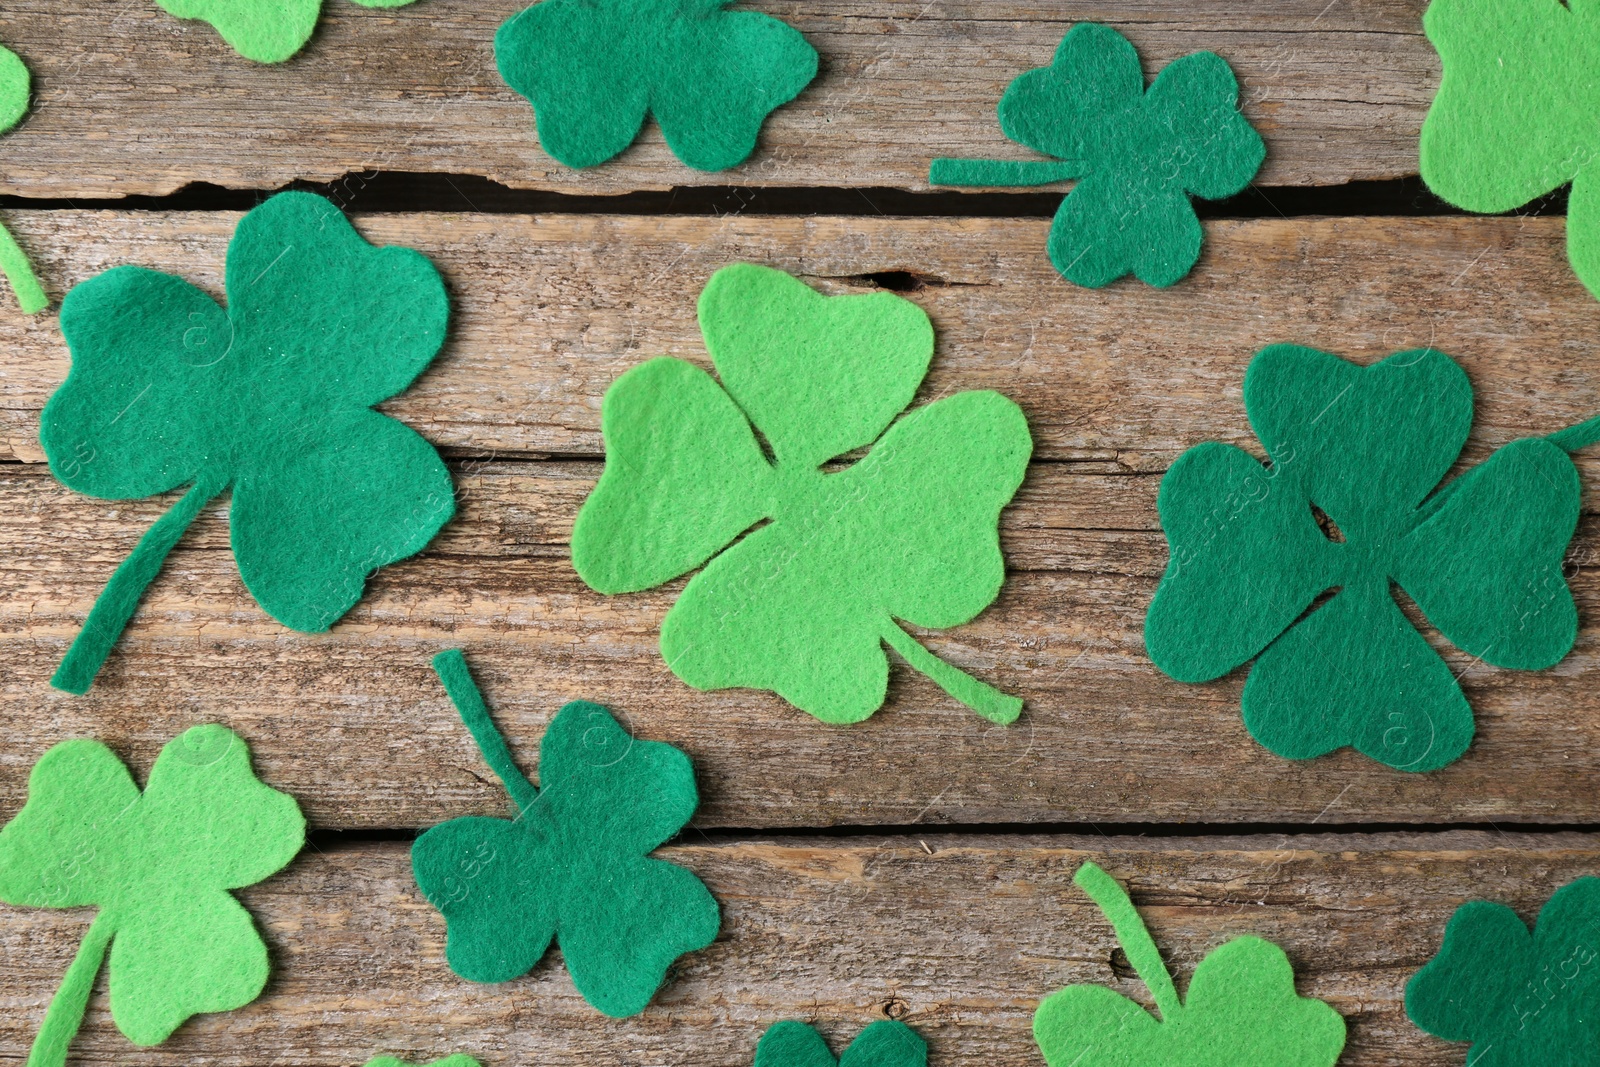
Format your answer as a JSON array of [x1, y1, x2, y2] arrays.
[[0, 0, 1433, 198], [0, 831, 1588, 1065]]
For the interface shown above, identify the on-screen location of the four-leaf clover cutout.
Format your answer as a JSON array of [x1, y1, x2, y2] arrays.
[[40, 191, 455, 694], [0, 725, 305, 1067], [1145, 345, 1594, 772], [155, 0, 421, 64], [754, 1020, 927, 1067], [572, 263, 1033, 725]]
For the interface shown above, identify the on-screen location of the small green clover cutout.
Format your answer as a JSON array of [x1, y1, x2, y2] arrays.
[[1146, 345, 1599, 772], [0, 725, 305, 1067], [1034, 863, 1346, 1067], [1407, 878, 1600, 1066], [930, 22, 1265, 288], [0, 42, 47, 314], [366, 1056, 483, 1067], [412, 650, 721, 1018], [155, 0, 420, 64], [571, 263, 1033, 725], [754, 1020, 927, 1067], [41, 191, 455, 694], [495, 0, 817, 171]]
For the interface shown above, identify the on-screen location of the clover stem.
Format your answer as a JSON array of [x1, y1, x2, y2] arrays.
[[1548, 413, 1600, 453], [929, 158, 1083, 188], [51, 479, 224, 694], [432, 649, 540, 814], [1074, 862, 1184, 1023], [879, 620, 1023, 725], [26, 910, 114, 1067], [0, 214, 47, 314]]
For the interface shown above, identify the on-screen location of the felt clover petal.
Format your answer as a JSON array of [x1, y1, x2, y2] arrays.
[[1048, 175, 1202, 288], [1144, 50, 1265, 201], [0, 741, 140, 909], [0, 43, 48, 316], [1405, 900, 1535, 1044], [999, 21, 1143, 163], [1569, 166, 1600, 297], [0, 43, 28, 132], [154, 0, 419, 63], [753, 1020, 928, 1067], [366, 1057, 483, 1067]]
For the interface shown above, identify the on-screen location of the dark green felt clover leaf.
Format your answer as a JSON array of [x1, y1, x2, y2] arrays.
[[1407, 878, 1600, 1066], [154, 0, 420, 64], [0, 42, 47, 314], [494, 0, 818, 171], [754, 1019, 927, 1067], [412, 650, 720, 1018], [1145, 345, 1595, 772], [40, 191, 454, 695], [930, 22, 1264, 288], [1035, 862, 1346, 1067], [571, 263, 1033, 726], [0, 725, 305, 1067]]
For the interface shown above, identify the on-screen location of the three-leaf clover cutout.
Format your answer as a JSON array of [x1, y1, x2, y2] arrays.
[[40, 191, 455, 694], [754, 1019, 927, 1067], [412, 650, 721, 1018], [1034, 862, 1346, 1067], [0, 41, 47, 314], [571, 263, 1033, 725], [1407, 877, 1600, 1066], [1145, 345, 1596, 772], [1422, 0, 1600, 302], [931, 22, 1265, 288], [496, 0, 818, 171], [154, 0, 420, 64], [0, 725, 305, 1067]]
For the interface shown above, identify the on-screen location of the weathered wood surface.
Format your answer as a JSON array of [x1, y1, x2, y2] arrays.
[[0, 832, 1588, 1066], [6, 212, 1600, 829], [0, 0, 1433, 198]]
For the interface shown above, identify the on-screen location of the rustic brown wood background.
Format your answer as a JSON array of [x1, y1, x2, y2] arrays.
[[1, 1, 1594, 1065]]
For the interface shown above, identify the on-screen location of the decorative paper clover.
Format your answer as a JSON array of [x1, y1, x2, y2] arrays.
[[571, 263, 1033, 725], [930, 22, 1264, 288], [0, 43, 47, 314], [0, 725, 305, 1067], [154, 0, 419, 64], [1035, 862, 1346, 1067], [40, 191, 454, 695], [1422, 0, 1600, 302], [1407, 878, 1600, 1066], [367, 1056, 482, 1067], [495, 0, 818, 170], [754, 1020, 927, 1067], [1145, 345, 1595, 772], [412, 650, 720, 1018]]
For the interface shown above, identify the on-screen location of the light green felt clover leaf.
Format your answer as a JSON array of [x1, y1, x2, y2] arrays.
[[931, 22, 1264, 288], [366, 1056, 483, 1067], [155, 0, 419, 64], [495, 0, 818, 171], [754, 1019, 927, 1067], [1422, 0, 1600, 301], [0, 725, 305, 1067], [39, 191, 455, 695], [412, 650, 720, 1018], [0, 43, 48, 315], [571, 263, 1033, 725], [1034, 863, 1346, 1067], [1146, 345, 1596, 772]]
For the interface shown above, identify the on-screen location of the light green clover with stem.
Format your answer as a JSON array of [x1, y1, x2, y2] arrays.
[[155, 0, 421, 64], [0, 42, 48, 314]]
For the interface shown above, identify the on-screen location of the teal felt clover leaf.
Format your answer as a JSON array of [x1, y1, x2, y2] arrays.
[[571, 263, 1033, 726], [931, 22, 1264, 288], [155, 0, 421, 64], [754, 1020, 927, 1067], [0, 725, 305, 1067], [1407, 878, 1600, 1066], [40, 191, 454, 695], [1034, 862, 1346, 1067], [1146, 345, 1599, 772], [412, 650, 720, 1018], [495, 0, 818, 171], [0, 42, 48, 314]]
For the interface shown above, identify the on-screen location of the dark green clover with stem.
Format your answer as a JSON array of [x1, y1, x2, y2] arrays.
[[1034, 862, 1345, 1066], [40, 191, 454, 694], [1146, 345, 1600, 772], [412, 650, 720, 1018], [0, 41, 48, 313], [754, 1019, 926, 1067], [930, 22, 1264, 288]]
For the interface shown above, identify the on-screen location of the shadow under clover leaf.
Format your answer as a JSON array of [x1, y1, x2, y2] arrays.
[[754, 1019, 927, 1067], [40, 191, 455, 694]]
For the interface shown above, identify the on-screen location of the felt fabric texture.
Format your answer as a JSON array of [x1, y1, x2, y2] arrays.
[[1407, 878, 1600, 1066], [571, 263, 1033, 725], [0, 46, 47, 315], [754, 1020, 927, 1067], [1034, 862, 1346, 1067], [495, 0, 817, 171], [41, 190, 454, 694], [154, 0, 419, 63], [1421, 0, 1600, 301], [412, 650, 720, 1019], [929, 23, 1264, 288], [366, 1057, 482, 1067], [0, 725, 304, 1067], [1145, 345, 1586, 772]]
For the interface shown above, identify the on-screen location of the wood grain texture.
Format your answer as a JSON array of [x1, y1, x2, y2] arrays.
[[0, 0, 1433, 198], [0, 831, 1588, 1066]]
